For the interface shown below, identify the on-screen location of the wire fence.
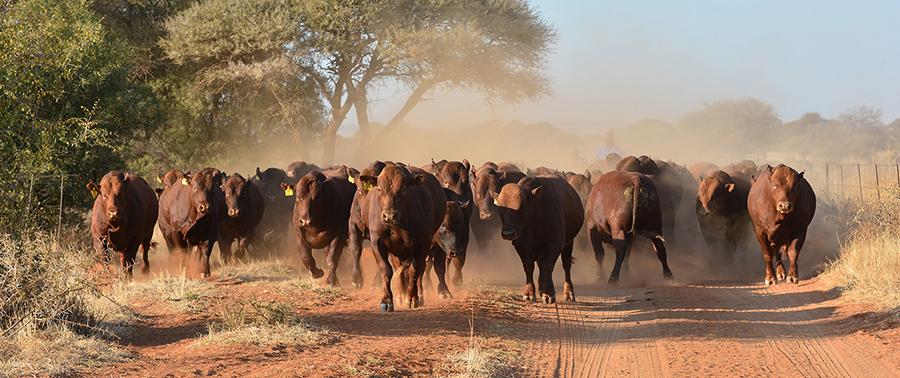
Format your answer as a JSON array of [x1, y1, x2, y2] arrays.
[[783, 161, 900, 201]]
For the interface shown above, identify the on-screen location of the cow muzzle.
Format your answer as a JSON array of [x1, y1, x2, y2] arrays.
[[106, 210, 119, 221], [501, 230, 518, 241], [197, 204, 209, 215], [479, 210, 492, 220], [776, 201, 793, 214], [382, 210, 399, 224], [227, 208, 240, 217], [298, 218, 311, 227]]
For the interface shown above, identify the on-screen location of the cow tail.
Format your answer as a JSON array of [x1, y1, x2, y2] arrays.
[[630, 183, 639, 237]]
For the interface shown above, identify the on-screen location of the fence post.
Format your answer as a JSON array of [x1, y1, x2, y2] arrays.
[[840, 164, 845, 198], [856, 164, 864, 200], [57, 174, 64, 244], [874, 164, 881, 199], [825, 163, 830, 197]]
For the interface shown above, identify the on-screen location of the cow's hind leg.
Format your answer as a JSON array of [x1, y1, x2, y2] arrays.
[[347, 223, 365, 289], [608, 233, 630, 284], [787, 235, 806, 284], [122, 245, 139, 281], [407, 253, 426, 308], [561, 241, 576, 302], [589, 228, 606, 282], [431, 246, 452, 299], [140, 237, 152, 275], [323, 236, 346, 287], [650, 236, 673, 280]]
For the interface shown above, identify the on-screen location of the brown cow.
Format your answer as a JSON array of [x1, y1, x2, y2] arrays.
[[347, 161, 388, 289], [492, 175, 584, 303], [158, 167, 224, 278], [724, 160, 760, 179], [688, 162, 719, 182], [356, 163, 446, 311], [155, 169, 185, 197], [88, 171, 159, 280], [586, 171, 672, 283], [617, 156, 683, 245], [283, 167, 356, 286], [218, 174, 265, 263], [564, 170, 593, 253], [426, 195, 471, 287], [748, 164, 816, 285], [470, 162, 525, 252], [527, 166, 563, 177], [430, 159, 472, 203], [696, 170, 752, 261]]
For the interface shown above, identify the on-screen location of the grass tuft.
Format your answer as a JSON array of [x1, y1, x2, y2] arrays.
[[442, 342, 517, 378], [197, 298, 333, 347]]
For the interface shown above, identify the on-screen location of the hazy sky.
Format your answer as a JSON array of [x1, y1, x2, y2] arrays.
[[361, 1, 900, 134]]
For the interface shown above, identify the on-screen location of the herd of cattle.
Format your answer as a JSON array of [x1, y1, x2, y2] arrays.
[[87, 155, 816, 311]]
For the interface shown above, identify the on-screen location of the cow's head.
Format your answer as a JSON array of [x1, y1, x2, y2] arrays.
[[358, 164, 427, 226], [253, 167, 289, 203], [471, 168, 503, 220], [767, 165, 804, 215], [187, 168, 223, 221], [221, 173, 251, 218], [435, 160, 471, 196], [565, 172, 592, 203], [288, 171, 329, 227], [697, 170, 735, 214], [90, 171, 128, 227], [492, 180, 543, 241], [435, 200, 471, 259]]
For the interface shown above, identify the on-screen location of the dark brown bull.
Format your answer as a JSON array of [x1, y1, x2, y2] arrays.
[[88, 171, 159, 279], [748, 164, 816, 285], [696, 170, 752, 261], [283, 167, 356, 286], [430, 159, 472, 203], [492, 176, 584, 303], [616, 156, 683, 245], [252, 167, 293, 246], [218, 174, 265, 263], [586, 171, 672, 283], [158, 167, 224, 278], [470, 162, 525, 252], [356, 163, 446, 311]]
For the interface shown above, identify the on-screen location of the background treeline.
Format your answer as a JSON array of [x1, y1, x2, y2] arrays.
[[2, 0, 899, 234]]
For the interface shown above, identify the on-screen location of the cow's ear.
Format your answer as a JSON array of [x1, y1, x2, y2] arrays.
[[584, 170, 591, 180], [459, 201, 471, 211], [462, 159, 470, 171], [412, 174, 428, 186], [155, 188, 164, 197], [531, 186, 544, 198], [256, 167, 262, 177], [358, 175, 378, 193], [470, 168, 477, 180], [766, 165, 773, 173], [799, 171, 805, 178], [431, 159, 440, 173], [86, 181, 98, 192], [726, 183, 735, 193], [698, 174, 704, 182]]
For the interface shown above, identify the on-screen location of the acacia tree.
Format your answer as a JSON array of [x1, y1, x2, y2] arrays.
[[290, 0, 555, 162]]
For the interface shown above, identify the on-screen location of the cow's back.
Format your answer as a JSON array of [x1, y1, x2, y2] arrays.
[[528, 176, 584, 243], [126, 175, 159, 239]]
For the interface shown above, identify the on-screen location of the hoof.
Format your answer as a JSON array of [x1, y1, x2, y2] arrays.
[[787, 275, 799, 284], [310, 268, 324, 279], [765, 277, 776, 286], [407, 298, 420, 309], [607, 277, 619, 286], [439, 291, 452, 299], [564, 292, 576, 303], [522, 294, 535, 302], [541, 294, 556, 304], [141, 265, 150, 275], [352, 281, 362, 289], [380, 302, 394, 312]]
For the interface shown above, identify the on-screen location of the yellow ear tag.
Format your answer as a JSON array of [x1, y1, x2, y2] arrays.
[[181, 178, 188, 186], [284, 187, 294, 197], [362, 182, 373, 191], [348, 175, 355, 184], [90, 188, 99, 199], [492, 198, 499, 206], [156, 177, 162, 184]]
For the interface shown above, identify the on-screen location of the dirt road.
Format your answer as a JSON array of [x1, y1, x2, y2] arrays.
[[92, 262, 899, 378], [515, 278, 899, 377]]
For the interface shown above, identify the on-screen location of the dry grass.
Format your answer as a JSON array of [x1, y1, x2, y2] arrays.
[[823, 190, 900, 312], [0, 233, 136, 376], [110, 271, 213, 313], [441, 341, 518, 378], [217, 258, 297, 282], [197, 298, 333, 347]]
